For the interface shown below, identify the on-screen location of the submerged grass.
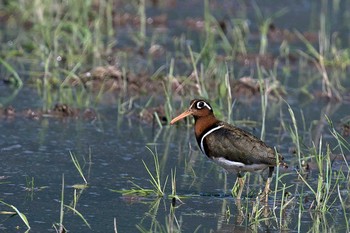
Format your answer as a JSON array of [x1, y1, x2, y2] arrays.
[[136, 198, 183, 233]]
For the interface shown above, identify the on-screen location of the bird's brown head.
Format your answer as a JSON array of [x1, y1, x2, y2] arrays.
[[170, 99, 214, 124]]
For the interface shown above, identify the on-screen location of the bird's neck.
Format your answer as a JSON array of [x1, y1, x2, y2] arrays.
[[194, 115, 219, 138]]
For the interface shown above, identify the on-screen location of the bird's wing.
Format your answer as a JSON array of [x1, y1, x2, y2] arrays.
[[203, 123, 280, 166]]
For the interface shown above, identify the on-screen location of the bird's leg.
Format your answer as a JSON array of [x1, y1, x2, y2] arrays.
[[233, 172, 245, 200], [260, 167, 274, 202], [235, 198, 245, 224], [237, 175, 245, 200], [262, 177, 271, 202]]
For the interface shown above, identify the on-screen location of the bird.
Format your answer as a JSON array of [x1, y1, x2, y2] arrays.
[[170, 99, 288, 201]]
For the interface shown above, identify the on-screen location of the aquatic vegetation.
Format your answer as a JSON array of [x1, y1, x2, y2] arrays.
[[117, 146, 183, 204], [0, 57, 22, 88], [1, 0, 350, 115], [52, 174, 91, 232], [297, 142, 341, 212], [286, 102, 304, 172], [115, 146, 166, 197], [0, 200, 31, 231], [1, 0, 350, 232], [252, 2, 288, 55], [70, 151, 88, 185], [141, 147, 168, 197]]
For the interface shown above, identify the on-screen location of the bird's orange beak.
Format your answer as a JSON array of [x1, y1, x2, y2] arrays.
[[170, 110, 193, 124]]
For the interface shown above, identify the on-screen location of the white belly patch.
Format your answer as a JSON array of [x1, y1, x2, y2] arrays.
[[212, 157, 269, 173]]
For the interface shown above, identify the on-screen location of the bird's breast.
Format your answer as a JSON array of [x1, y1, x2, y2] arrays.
[[196, 125, 224, 156]]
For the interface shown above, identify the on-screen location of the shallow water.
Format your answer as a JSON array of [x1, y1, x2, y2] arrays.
[[1, 87, 349, 232], [1, 0, 350, 232]]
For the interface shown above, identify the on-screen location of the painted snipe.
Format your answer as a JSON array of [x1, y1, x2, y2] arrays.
[[170, 99, 288, 201]]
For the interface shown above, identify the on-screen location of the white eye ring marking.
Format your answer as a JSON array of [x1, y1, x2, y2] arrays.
[[196, 101, 211, 110]]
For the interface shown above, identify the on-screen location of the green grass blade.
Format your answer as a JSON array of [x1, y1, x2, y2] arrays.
[[70, 151, 88, 184], [59, 174, 65, 231], [296, 170, 316, 195], [0, 57, 23, 88], [0, 200, 30, 230], [64, 205, 91, 229]]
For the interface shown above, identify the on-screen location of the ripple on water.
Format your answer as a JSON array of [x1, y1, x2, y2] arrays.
[[1, 144, 22, 151]]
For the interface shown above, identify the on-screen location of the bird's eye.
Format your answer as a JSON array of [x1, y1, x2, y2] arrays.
[[196, 101, 205, 109]]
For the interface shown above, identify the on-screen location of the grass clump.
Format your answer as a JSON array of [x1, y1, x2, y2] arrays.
[[1, 0, 117, 109], [294, 115, 349, 213], [297, 142, 339, 212], [116, 146, 187, 206], [116, 146, 168, 198], [142, 147, 168, 197], [53, 151, 93, 232], [53, 174, 91, 232]]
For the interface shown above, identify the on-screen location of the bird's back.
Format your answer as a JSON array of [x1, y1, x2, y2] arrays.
[[200, 122, 283, 166]]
